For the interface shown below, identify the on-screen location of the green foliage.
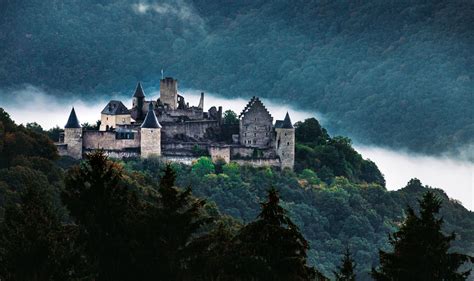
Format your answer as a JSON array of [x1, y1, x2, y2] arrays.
[[191, 156, 215, 176], [46, 126, 63, 142], [231, 187, 320, 280], [334, 247, 356, 281], [129, 157, 474, 280], [144, 164, 213, 280], [223, 109, 239, 125], [62, 151, 142, 280], [372, 190, 474, 281], [295, 118, 385, 186], [0, 108, 58, 168], [0, 184, 87, 281], [81, 120, 100, 130]]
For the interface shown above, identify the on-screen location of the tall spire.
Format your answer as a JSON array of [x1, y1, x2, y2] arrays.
[[281, 112, 293, 129], [198, 92, 204, 109], [133, 82, 145, 98], [141, 103, 161, 128], [65, 107, 81, 128]]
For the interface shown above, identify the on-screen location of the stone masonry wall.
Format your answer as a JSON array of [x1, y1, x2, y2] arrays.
[[209, 146, 231, 163], [64, 128, 83, 159], [239, 103, 273, 148], [161, 120, 219, 140], [275, 128, 295, 170], [83, 130, 140, 150], [140, 128, 161, 158]]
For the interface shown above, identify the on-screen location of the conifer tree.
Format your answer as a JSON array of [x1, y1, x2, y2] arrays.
[[333, 247, 356, 281], [0, 184, 87, 281], [144, 163, 212, 280], [62, 151, 141, 281], [372, 191, 474, 281], [232, 187, 323, 281]]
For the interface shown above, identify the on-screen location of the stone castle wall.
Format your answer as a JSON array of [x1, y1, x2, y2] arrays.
[[84, 148, 140, 159], [140, 128, 161, 158], [233, 158, 280, 168], [161, 120, 219, 141], [100, 114, 132, 131], [209, 146, 231, 163], [64, 128, 83, 159], [83, 130, 140, 150], [160, 78, 178, 110], [275, 128, 295, 170], [230, 146, 277, 158], [239, 104, 273, 148]]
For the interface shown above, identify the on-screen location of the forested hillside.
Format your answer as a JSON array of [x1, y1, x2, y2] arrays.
[[0, 0, 472, 157], [1, 108, 472, 280]]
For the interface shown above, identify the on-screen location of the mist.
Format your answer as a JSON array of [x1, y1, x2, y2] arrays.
[[356, 146, 473, 211], [1, 85, 472, 210]]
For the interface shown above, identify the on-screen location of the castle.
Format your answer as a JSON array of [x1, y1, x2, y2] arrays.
[[56, 77, 295, 170]]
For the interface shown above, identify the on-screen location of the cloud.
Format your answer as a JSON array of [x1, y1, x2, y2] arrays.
[[132, 1, 205, 27], [356, 145, 474, 211]]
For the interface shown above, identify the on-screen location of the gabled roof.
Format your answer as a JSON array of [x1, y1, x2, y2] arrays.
[[101, 100, 130, 115], [275, 112, 294, 129], [133, 82, 145, 98], [65, 107, 81, 128], [239, 96, 271, 119], [141, 103, 161, 129]]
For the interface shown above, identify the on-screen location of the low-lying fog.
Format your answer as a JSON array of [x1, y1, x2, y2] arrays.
[[1, 86, 472, 210]]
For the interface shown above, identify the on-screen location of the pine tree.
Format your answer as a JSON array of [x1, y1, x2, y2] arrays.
[[231, 187, 323, 281], [143, 163, 212, 280], [0, 184, 87, 281], [333, 247, 356, 281], [372, 191, 474, 281], [62, 151, 142, 281]]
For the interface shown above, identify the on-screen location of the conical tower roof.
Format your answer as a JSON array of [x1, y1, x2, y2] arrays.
[[65, 107, 81, 128], [141, 103, 161, 128], [281, 112, 293, 128], [133, 82, 145, 98]]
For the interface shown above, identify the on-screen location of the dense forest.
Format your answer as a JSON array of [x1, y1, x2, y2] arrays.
[[0, 0, 473, 158], [0, 108, 473, 280]]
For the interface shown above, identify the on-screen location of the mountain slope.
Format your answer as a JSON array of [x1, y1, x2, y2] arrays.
[[0, 0, 472, 156]]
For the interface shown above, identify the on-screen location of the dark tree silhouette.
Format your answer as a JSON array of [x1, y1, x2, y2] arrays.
[[231, 187, 324, 281], [62, 150, 141, 281], [142, 163, 212, 280], [0, 184, 87, 281], [372, 190, 474, 281], [333, 247, 356, 281]]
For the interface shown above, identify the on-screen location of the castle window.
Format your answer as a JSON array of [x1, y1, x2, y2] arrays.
[[266, 132, 268, 136], [254, 133, 256, 137], [253, 140, 256, 144], [287, 142, 290, 146], [285, 133, 287, 136], [244, 133, 247, 137], [106, 117, 108, 121]]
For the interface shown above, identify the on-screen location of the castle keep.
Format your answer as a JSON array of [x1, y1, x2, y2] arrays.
[[56, 78, 295, 170]]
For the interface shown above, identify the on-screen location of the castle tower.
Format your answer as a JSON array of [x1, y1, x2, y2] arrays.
[[132, 82, 145, 121], [64, 107, 83, 159], [275, 112, 295, 170], [140, 103, 162, 158], [160, 77, 178, 110], [239, 97, 273, 148]]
